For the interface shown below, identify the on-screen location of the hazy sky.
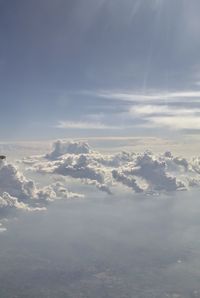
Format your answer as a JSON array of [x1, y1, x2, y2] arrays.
[[0, 0, 200, 140]]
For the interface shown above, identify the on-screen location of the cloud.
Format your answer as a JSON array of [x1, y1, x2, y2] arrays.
[[24, 139, 200, 195], [0, 192, 45, 212], [0, 158, 84, 218], [150, 116, 200, 130], [84, 89, 200, 103], [46, 140, 92, 160], [112, 170, 145, 193], [53, 156, 105, 183], [77, 90, 200, 132], [37, 182, 85, 202], [28, 140, 119, 194], [129, 103, 200, 131], [0, 160, 38, 202], [0, 223, 7, 233], [130, 105, 200, 117], [84, 179, 112, 195], [112, 152, 186, 193], [56, 121, 119, 130], [36, 153, 112, 194]]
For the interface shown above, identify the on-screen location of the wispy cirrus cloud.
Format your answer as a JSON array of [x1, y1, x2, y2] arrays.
[[56, 121, 121, 130], [130, 105, 200, 117], [86, 89, 200, 103], [151, 116, 200, 130], [130, 105, 172, 116], [56, 89, 200, 133], [82, 88, 200, 132], [129, 104, 200, 130]]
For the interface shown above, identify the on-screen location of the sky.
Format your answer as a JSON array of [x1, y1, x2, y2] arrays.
[[0, 0, 200, 140], [2, 3, 200, 296]]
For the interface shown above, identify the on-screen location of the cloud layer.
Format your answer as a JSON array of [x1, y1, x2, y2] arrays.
[[25, 140, 200, 195], [3, 139, 200, 230]]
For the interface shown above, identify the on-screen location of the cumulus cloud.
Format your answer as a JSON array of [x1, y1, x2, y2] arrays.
[[27, 140, 114, 194], [0, 160, 37, 202], [0, 158, 84, 218], [0, 192, 45, 212], [23, 139, 200, 195], [53, 155, 104, 183], [112, 170, 144, 193], [37, 182, 85, 202], [15, 138, 200, 199], [112, 152, 186, 193], [46, 140, 91, 160]]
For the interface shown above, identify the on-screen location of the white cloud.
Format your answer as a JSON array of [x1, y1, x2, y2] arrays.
[[151, 116, 200, 130], [130, 105, 171, 115], [112, 152, 186, 193], [129, 104, 200, 131], [56, 121, 119, 130], [34, 154, 112, 194], [0, 158, 84, 218], [0, 160, 38, 202], [130, 105, 200, 117], [78, 90, 200, 131], [46, 140, 92, 160], [0, 192, 45, 212], [24, 139, 200, 195], [85, 89, 200, 102], [27, 140, 122, 194], [36, 182, 84, 202]]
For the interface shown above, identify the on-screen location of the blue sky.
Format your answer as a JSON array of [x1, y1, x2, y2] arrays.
[[0, 0, 200, 140]]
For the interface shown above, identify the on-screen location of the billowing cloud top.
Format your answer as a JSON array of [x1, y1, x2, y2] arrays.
[[25, 140, 200, 196], [0, 155, 84, 217], [46, 140, 92, 160], [2, 139, 200, 231]]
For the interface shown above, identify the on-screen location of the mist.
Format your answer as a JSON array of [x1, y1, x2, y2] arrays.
[[0, 189, 199, 297]]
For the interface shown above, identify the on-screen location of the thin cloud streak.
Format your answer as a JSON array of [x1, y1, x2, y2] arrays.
[[84, 90, 200, 103], [151, 116, 200, 130], [130, 105, 200, 117], [56, 121, 121, 130], [129, 104, 200, 131]]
